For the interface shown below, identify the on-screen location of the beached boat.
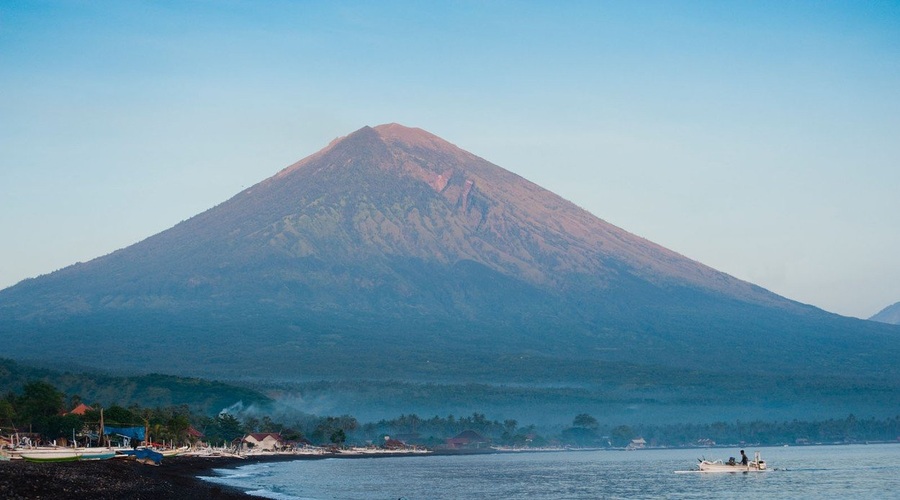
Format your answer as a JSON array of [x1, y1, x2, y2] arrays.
[[118, 447, 164, 465], [157, 445, 189, 457], [20, 450, 81, 463], [77, 447, 119, 460], [697, 451, 767, 472]]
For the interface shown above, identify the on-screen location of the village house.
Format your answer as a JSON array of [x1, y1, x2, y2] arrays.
[[242, 432, 284, 451], [187, 426, 204, 443], [626, 437, 646, 450], [382, 435, 407, 450], [66, 403, 93, 416], [445, 430, 489, 449]]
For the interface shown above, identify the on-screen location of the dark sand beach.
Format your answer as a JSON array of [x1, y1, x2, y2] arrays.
[[0, 455, 296, 499], [0, 451, 470, 499]]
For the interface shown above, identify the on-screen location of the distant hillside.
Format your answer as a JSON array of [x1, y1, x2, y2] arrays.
[[1, 124, 898, 422], [870, 302, 900, 325], [0, 358, 271, 416]]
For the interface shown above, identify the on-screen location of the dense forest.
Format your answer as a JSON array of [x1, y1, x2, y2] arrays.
[[2, 372, 897, 450], [0, 358, 271, 415], [361, 412, 900, 448]]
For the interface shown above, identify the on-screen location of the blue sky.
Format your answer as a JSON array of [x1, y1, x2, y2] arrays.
[[2, 1, 898, 318]]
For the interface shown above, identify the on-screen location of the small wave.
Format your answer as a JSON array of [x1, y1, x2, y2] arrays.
[[245, 489, 303, 500], [213, 471, 257, 479], [212, 463, 276, 479]]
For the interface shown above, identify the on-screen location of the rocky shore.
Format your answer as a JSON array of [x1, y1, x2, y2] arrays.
[[0, 455, 282, 499], [0, 447, 722, 499], [0, 449, 484, 499]]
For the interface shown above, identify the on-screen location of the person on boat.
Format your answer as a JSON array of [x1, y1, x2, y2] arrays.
[[740, 450, 749, 465]]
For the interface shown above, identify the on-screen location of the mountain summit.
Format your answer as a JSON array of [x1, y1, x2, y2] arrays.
[[225, 123, 779, 308], [1, 124, 898, 391]]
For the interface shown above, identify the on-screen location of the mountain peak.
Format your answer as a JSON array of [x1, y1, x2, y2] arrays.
[[2, 122, 899, 389], [870, 301, 900, 325], [372, 123, 459, 153]]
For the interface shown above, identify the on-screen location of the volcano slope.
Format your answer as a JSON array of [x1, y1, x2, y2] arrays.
[[1, 124, 897, 421]]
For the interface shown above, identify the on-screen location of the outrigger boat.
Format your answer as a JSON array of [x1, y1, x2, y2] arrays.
[[676, 451, 768, 473], [77, 447, 119, 460], [20, 449, 81, 463], [118, 447, 164, 465], [156, 445, 189, 458], [699, 451, 767, 472]]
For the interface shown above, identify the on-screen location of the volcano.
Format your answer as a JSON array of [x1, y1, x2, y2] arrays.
[[1, 124, 898, 400]]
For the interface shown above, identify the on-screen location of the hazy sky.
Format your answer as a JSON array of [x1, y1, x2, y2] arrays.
[[2, 1, 898, 319]]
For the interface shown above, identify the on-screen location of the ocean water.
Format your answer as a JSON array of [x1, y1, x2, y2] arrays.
[[202, 443, 900, 499]]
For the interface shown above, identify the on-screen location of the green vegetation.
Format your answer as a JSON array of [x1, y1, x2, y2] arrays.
[[0, 358, 271, 416], [1, 374, 897, 449], [4, 303, 898, 427], [622, 414, 900, 447], [1, 380, 207, 446], [250, 375, 899, 427], [358, 412, 900, 448]]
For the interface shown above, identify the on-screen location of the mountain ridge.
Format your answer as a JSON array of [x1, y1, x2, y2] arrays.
[[0, 124, 897, 395], [870, 301, 900, 325], [261, 124, 790, 306], [4, 124, 796, 350]]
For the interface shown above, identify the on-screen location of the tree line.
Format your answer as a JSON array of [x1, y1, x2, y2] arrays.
[[2, 380, 898, 449]]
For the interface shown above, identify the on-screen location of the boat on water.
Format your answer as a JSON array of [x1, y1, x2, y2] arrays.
[[699, 451, 767, 472], [676, 451, 768, 473]]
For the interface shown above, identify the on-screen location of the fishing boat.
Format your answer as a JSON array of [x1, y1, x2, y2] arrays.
[[157, 445, 189, 457], [118, 447, 164, 465], [20, 449, 81, 463], [77, 447, 118, 460], [696, 451, 767, 472]]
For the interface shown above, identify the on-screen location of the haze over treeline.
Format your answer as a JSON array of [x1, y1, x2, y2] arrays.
[[3, 357, 898, 449]]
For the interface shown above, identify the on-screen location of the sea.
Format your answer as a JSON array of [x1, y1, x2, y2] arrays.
[[201, 443, 900, 499]]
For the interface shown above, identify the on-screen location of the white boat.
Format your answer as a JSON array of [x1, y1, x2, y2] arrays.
[[157, 445, 189, 457], [20, 449, 81, 463], [77, 447, 119, 460], [697, 451, 767, 472]]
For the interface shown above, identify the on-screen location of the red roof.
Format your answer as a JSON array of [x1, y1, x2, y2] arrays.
[[446, 430, 489, 448], [245, 432, 283, 442], [67, 403, 93, 415]]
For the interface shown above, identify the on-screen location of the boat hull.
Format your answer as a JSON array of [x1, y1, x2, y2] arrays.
[[78, 451, 117, 460], [692, 450, 768, 473], [21, 451, 81, 463], [118, 448, 164, 465], [699, 461, 767, 473], [158, 446, 189, 457]]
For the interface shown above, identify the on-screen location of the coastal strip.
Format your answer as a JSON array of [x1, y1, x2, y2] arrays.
[[0, 455, 279, 499], [0, 449, 487, 499]]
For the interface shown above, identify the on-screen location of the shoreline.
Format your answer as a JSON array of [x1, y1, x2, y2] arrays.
[[0, 450, 485, 499], [0, 456, 257, 500], [4, 442, 896, 499]]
